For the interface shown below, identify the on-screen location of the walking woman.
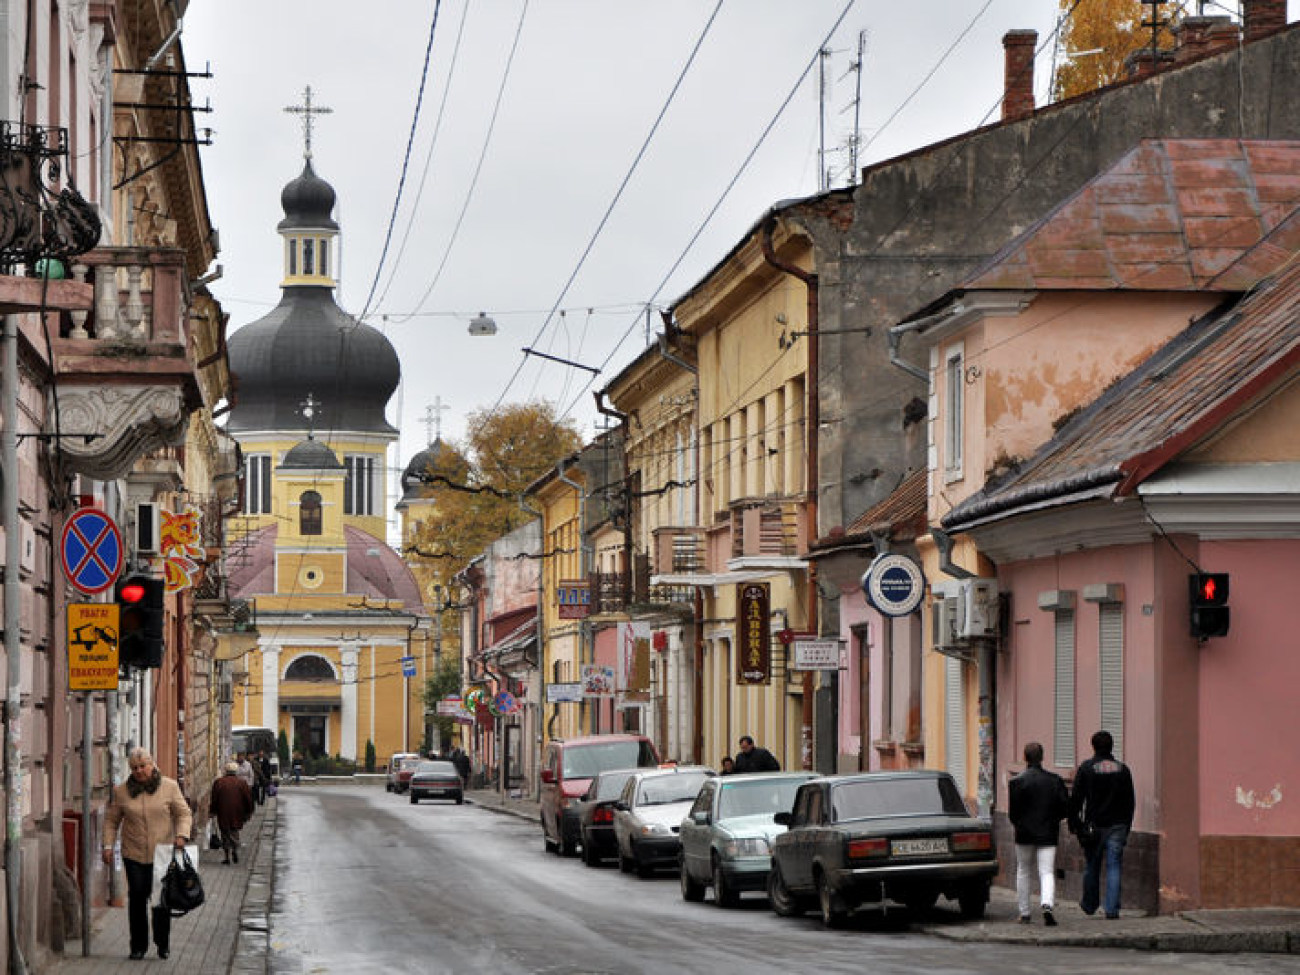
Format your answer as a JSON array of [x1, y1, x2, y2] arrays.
[[101, 747, 192, 960]]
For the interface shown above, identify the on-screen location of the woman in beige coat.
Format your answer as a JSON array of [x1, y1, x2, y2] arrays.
[[101, 747, 192, 960]]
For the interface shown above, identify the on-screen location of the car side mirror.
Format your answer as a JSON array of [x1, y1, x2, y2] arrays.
[[691, 811, 710, 825], [541, 768, 555, 784], [774, 811, 792, 827]]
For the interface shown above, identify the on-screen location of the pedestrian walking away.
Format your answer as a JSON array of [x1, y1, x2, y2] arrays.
[[451, 745, 471, 787], [101, 747, 192, 961], [1008, 741, 1069, 926], [236, 751, 257, 794], [210, 761, 255, 865], [1069, 730, 1136, 919], [731, 735, 780, 773]]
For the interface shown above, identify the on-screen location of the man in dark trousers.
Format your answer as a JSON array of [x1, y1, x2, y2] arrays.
[[731, 735, 780, 773], [1008, 741, 1069, 926], [1069, 730, 1136, 919], [210, 762, 254, 865]]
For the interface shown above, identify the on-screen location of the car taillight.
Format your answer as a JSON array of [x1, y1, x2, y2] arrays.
[[594, 807, 614, 825], [951, 831, 992, 852], [847, 837, 889, 860]]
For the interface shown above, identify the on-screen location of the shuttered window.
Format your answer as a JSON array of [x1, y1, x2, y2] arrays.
[[1099, 602, 1124, 760], [945, 656, 967, 794], [1054, 609, 1076, 767], [344, 455, 375, 515], [245, 454, 272, 515], [944, 345, 964, 478]]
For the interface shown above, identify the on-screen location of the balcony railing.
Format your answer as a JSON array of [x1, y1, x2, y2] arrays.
[[57, 246, 188, 345], [729, 497, 806, 560], [0, 121, 101, 273]]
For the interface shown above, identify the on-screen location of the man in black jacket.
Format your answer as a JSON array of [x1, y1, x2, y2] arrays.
[[731, 735, 780, 773], [1008, 741, 1069, 925], [1069, 730, 1136, 919]]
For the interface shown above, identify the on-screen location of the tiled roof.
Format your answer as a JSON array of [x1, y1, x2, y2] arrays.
[[964, 141, 1300, 293], [845, 468, 928, 540], [943, 253, 1300, 531]]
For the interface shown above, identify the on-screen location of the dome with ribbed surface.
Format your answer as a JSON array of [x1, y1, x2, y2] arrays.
[[277, 160, 339, 231], [279, 437, 343, 470]]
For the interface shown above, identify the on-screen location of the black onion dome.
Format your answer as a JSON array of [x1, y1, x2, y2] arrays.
[[226, 288, 400, 435], [279, 437, 343, 470], [277, 160, 339, 231], [399, 438, 459, 503]]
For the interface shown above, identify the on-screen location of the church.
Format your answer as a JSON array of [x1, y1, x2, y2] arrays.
[[219, 123, 433, 764]]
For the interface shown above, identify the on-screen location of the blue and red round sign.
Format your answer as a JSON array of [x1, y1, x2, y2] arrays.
[[60, 508, 124, 595]]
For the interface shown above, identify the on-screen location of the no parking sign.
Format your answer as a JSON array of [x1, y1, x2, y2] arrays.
[[60, 508, 124, 595]]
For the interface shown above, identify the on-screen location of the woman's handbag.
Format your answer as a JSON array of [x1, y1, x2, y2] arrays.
[[160, 848, 205, 916], [207, 821, 222, 850]]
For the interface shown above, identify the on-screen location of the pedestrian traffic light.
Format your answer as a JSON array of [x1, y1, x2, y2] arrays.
[[1189, 572, 1230, 639], [116, 572, 165, 668]]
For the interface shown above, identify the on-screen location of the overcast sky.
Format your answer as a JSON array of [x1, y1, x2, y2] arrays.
[[181, 0, 1297, 471]]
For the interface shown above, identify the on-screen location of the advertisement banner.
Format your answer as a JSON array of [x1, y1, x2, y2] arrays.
[[581, 665, 615, 698], [68, 603, 120, 691], [617, 621, 651, 695], [546, 682, 584, 704], [736, 582, 771, 685]]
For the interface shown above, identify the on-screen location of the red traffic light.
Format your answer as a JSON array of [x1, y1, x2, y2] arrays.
[[118, 581, 147, 603]]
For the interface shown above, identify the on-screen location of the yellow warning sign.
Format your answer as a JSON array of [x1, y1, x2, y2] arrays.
[[68, 603, 120, 691]]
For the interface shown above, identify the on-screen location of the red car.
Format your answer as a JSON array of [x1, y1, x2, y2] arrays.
[[540, 735, 659, 857]]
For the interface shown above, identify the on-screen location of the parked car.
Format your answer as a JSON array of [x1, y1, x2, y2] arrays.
[[540, 735, 659, 857], [409, 760, 464, 804], [679, 771, 816, 907], [767, 771, 998, 928], [576, 768, 641, 867], [612, 766, 715, 878], [385, 753, 422, 794]]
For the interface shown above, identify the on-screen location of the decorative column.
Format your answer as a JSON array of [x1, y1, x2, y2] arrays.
[[261, 644, 281, 732], [340, 643, 359, 760]]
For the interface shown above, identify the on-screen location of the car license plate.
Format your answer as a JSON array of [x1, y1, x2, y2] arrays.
[[892, 837, 948, 856]]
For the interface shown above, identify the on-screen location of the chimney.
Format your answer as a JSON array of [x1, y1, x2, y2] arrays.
[[1174, 15, 1239, 63], [1001, 30, 1037, 122], [1243, 0, 1287, 42]]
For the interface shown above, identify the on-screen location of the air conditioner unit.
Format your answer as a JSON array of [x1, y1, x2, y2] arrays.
[[135, 502, 160, 555], [931, 596, 961, 649], [957, 578, 999, 640]]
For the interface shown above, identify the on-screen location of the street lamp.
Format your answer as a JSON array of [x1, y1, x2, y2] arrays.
[[468, 312, 497, 336]]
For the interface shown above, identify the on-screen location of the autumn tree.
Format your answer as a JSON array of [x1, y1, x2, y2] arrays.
[[1053, 0, 1180, 100]]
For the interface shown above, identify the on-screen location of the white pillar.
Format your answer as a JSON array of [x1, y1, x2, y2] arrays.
[[261, 644, 281, 731], [341, 643, 359, 760]]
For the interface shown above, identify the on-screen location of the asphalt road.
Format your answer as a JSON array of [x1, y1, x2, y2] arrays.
[[268, 784, 1300, 975]]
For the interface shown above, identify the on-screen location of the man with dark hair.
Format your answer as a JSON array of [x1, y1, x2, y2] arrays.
[[1070, 730, 1136, 919], [1009, 741, 1069, 926], [731, 735, 780, 774]]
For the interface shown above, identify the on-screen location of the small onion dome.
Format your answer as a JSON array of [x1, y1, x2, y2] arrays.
[[279, 437, 343, 470], [278, 160, 339, 232]]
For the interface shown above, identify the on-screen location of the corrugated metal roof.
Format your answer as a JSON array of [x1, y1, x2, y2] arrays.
[[943, 253, 1300, 532], [845, 468, 928, 540], [964, 140, 1300, 293]]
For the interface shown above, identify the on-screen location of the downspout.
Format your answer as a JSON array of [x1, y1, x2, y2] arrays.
[[593, 390, 633, 603], [517, 498, 546, 799], [760, 214, 818, 771], [887, 306, 962, 383], [557, 464, 588, 733]]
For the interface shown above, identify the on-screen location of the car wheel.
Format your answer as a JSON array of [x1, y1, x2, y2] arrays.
[[619, 841, 634, 873], [559, 833, 577, 858], [817, 869, 850, 929], [767, 864, 804, 918], [542, 816, 558, 854], [680, 858, 705, 901], [583, 836, 602, 868], [385, 782, 392, 793], [712, 856, 738, 908], [455, 795, 463, 805], [410, 794, 418, 805], [958, 884, 988, 920]]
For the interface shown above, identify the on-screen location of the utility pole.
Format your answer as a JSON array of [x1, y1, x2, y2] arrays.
[[818, 47, 831, 192]]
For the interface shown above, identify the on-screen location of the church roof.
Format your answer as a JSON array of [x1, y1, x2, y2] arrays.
[[399, 438, 458, 504], [279, 437, 343, 470], [277, 159, 339, 231], [227, 524, 426, 613]]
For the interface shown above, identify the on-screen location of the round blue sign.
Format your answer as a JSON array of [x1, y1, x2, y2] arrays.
[[60, 508, 124, 595], [861, 553, 925, 617]]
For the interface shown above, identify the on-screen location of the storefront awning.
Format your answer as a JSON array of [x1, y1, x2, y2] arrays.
[[649, 569, 782, 588]]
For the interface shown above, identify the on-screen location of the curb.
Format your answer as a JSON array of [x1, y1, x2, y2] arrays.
[[229, 798, 276, 974]]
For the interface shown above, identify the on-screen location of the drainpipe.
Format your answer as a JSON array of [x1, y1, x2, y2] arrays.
[[760, 214, 819, 771], [3, 313, 27, 975], [888, 306, 961, 383], [557, 464, 588, 733], [593, 391, 633, 605]]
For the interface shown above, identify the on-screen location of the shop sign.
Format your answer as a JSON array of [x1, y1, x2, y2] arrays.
[[736, 582, 771, 685]]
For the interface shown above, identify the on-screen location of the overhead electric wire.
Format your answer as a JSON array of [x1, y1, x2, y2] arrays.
[[394, 0, 533, 325], [487, 0, 728, 416], [556, 0, 860, 425], [356, 0, 444, 326]]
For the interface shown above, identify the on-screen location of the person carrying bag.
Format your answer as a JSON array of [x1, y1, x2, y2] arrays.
[[159, 847, 205, 915]]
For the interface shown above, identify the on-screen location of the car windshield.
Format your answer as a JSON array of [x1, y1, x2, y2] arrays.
[[717, 778, 804, 820], [593, 770, 637, 801], [561, 741, 657, 779], [830, 776, 968, 821], [415, 761, 457, 776], [398, 757, 422, 771], [638, 771, 710, 806]]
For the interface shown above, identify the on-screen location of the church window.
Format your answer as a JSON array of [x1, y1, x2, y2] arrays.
[[285, 654, 336, 682], [245, 454, 272, 515], [303, 238, 315, 276], [300, 490, 322, 535], [344, 455, 375, 515], [288, 239, 298, 276], [319, 238, 329, 278]]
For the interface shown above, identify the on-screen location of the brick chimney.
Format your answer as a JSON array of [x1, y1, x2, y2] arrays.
[[1243, 0, 1287, 42], [1001, 30, 1037, 122], [1174, 15, 1240, 63]]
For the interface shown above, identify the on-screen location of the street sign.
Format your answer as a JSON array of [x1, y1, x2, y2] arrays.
[[67, 603, 120, 690], [61, 508, 124, 595], [400, 656, 417, 678], [545, 682, 584, 704], [436, 695, 462, 716], [861, 553, 925, 617], [792, 639, 844, 671]]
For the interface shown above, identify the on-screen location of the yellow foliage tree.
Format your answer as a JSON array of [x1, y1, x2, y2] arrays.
[[1053, 0, 1180, 100]]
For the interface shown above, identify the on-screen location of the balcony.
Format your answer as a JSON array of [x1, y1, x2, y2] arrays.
[[728, 497, 808, 563], [47, 245, 204, 480]]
